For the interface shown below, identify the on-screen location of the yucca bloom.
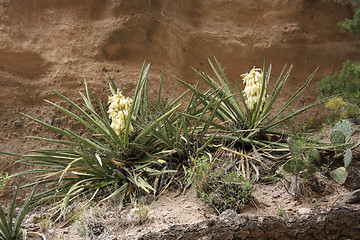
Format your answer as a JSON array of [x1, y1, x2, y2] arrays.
[[241, 67, 266, 111], [107, 90, 134, 136]]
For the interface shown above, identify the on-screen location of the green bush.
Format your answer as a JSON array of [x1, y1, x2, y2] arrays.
[[338, 0, 360, 35], [185, 153, 254, 214], [318, 60, 360, 107], [318, 60, 360, 123], [318, 2, 360, 123], [323, 96, 360, 124]]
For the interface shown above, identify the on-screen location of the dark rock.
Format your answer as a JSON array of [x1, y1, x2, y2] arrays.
[[13, 121, 22, 127], [342, 189, 360, 204], [345, 164, 360, 190], [139, 205, 360, 240], [88, 222, 105, 236]]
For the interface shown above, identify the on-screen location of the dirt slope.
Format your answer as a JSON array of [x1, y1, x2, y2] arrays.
[[0, 0, 360, 178]]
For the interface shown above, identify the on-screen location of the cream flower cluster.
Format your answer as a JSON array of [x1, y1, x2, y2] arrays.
[[241, 67, 266, 111], [107, 90, 134, 136]]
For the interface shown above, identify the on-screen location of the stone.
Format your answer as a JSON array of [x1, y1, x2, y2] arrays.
[[13, 121, 22, 127], [298, 208, 312, 215], [139, 206, 360, 240], [342, 189, 360, 204], [219, 209, 238, 221]]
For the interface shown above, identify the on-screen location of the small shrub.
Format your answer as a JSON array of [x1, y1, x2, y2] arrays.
[[318, 60, 360, 107], [215, 172, 254, 213], [185, 153, 254, 214], [184, 153, 214, 193], [0, 187, 36, 240], [318, 60, 360, 125], [322, 97, 360, 125], [74, 205, 107, 238], [338, 0, 360, 35], [345, 104, 360, 120], [137, 202, 151, 225], [325, 96, 346, 112]]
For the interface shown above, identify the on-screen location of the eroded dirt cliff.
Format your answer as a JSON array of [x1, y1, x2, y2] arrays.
[[0, 0, 360, 189]]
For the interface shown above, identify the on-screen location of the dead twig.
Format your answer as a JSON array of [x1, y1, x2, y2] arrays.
[[221, 146, 269, 169]]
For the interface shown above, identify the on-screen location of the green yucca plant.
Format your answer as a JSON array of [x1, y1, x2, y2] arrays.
[[0, 186, 36, 240], [134, 68, 218, 161], [177, 57, 328, 148], [2, 62, 197, 216]]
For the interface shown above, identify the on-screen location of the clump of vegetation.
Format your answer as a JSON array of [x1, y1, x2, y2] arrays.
[[323, 96, 348, 124], [318, 60, 360, 106], [280, 119, 359, 195], [74, 205, 107, 239], [0, 187, 36, 240], [177, 58, 326, 148], [318, 61, 360, 124], [338, 0, 360, 35], [328, 120, 356, 184], [178, 57, 329, 206], [185, 153, 254, 214], [318, 2, 360, 123], [282, 136, 317, 198], [1, 57, 333, 218], [276, 117, 319, 197], [184, 154, 215, 194], [325, 96, 346, 112], [137, 201, 151, 225], [2, 63, 193, 218]]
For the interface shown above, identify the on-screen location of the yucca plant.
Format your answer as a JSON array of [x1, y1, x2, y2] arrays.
[[136, 69, 218, 161], [177, 57, 328, 148], [2, 62, 197, 216], [0, 186, 36, 240]]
